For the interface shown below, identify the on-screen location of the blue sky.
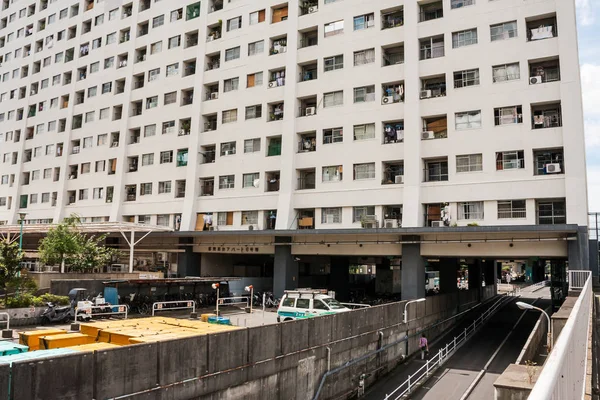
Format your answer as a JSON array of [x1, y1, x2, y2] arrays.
[[577, 0, 600, 211]]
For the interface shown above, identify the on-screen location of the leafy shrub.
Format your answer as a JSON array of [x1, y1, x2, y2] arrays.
[[4, 293, 70, 308]]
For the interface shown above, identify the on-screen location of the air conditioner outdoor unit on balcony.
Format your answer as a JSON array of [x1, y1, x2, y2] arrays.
[[210, 92, 218, 99], [431, 221, 444, 227], [530, 76, 543, 85], [308, 6, 318, 13], [545, 163, 562, 173], [384, 219, 398, 228], [420, 90, 432, 99], [305, 107, 316, 116], [268, 81, 276, 88], [382, 96, 394, 104], [363, 221, 377, 229], [422, 131, 435, 140], [394, 175, 403, 184]]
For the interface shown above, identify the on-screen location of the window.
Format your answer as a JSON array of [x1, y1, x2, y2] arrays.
[[455, 110, 481, 130], [158, 181, 171, 194], [225, 46, 240, 61], [160, 150, 173, 163], [140, 183, 152, 195], [353, 123, 375, 140], [95, 14, 104, 26], [249, 10, 265, 25], [456, 154, 482, 173], [323, 91, 343, 107], [146, 96, 158, 109], [243, 173, 259, 188], [451, 0, 475, 8], [150, 41, 162, 54], [168, 35, 181, 49], [93, 188, 104, 199], [245, 105, 262, 120], [97, 134, 108, 146], [31, 170, 40, 181], [85, 111, 94, 122], [90, 62, 99, 74], [353, 49, 375, 66], [241, 211, 258, 225], [454, 68, 479, 88], [324, 20, 344, 37], [148, 68, 160, 81], [322, 165, 343, 182], [164, 91, 177, 105], [166, 63, 179, 77], [220, 141, 236, 156], [494, 106, 522, 125], [354, 13, 374, 31], [99, 108, 109, 119], [106, 32, 116, 44], [452, 28, 477, 48], [323, 127, 343, 144], [95, 160, 105, 172], [222, 109, 238, 124], [491, 21, 518, 41], [43, 168, 52, 179], [353, 86, 375, 103], [142, 153, 154, 166], [493, 62, 520, 82], [217, 212, 234, 226], [224, 77, 239, 92], [354, 163, 375, 180], [247, 73, 262, 88], [82, 137, 93, 149], [29, 194, 38, 204], [324, 55, 343, 71], [153, 15, 164, 28], [537, 200, 566, 224], [109, 8, 118, 20], [496, 150, 525, 170], [353, 206, 375, 222], [248, 40, 264, 56], [227, 16, 242, 31], [170, 8, 183, 22], [458, 202, 484, 220], [219, 175, 235, 189], [244, 138, 261, 153], [322, 208, 342, 224], [162, 121, 175, 134], [79, 189, 89, 200], [498, 200, 526, 219], [144, 125, 156, 137], [104, 57, 114, 69]]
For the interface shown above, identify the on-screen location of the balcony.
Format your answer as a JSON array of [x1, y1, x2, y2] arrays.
[[494, 106, 523, 126], [532, 104, 562, 129], [204, 117, 217, 132], [200, 147, 216, 163], [382, 83, 404, 104], [298, 133, 316, 153], [419, 2, 443, 22], [270, 38, 287, 55], [424, 203, 446, 227], [420, 36, 444, 60], [185, 31, 199, 48], [382, 162, 404, 184], [383, 122, 404, 144], [421, 76, 446, 98], [297, 170, 316, 190], [383, 45, 404, 66], [381, 9, 404, 29], [266, 172, 280, 192], [297, 210, 315, 229], [206, 56, 220, 71], [184, 60, 197, 76], [527, 16, 557, 41], [268, 70, 286, 88], [125, 186, 136, 202], [209, 0, 223, 13], [422, 116, 448, 140], [268, 103, 284, 122], [534, 149, 564, 176], [300, 31, 318, 48], [207, 26, 221, 42], [299, 64, 318, 82], [199, 178, 214, 196], [424, 161, 449, 182], [529, 59, 561, 84]]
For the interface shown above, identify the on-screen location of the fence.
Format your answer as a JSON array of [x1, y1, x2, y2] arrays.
[[383, 291, 517, 400], [151, 300, 195, 316], [74, 305, 128, 322], [0, 312, 9, 330], [529, 270, 591, 399]]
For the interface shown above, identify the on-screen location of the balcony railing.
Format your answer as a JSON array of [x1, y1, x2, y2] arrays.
[[527, 25, 557, 41], [420, 45, 444, 60], [419, 9, 443, 22], [382, 17, 404, 29], [532, 111, 561, 129], [498, 209, 526, 219], [423, 167, 449, 182], [382, 172, 403, 185], [298, 139, 316, 153], [297, 176, 316, 190]]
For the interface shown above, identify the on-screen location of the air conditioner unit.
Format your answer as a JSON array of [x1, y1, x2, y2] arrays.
[[111, 141, 119, 147], [382, 96, 394, 105], [363, 221, 377, 229], [326, 215, 334, 224], [530, 76, 543, 85], [394, 175, 404, 184], [545, 163, 562, 173], [156, 252, 167, 262], [397, 131, 405, 141], [422, 131, 435, 140], [305, 107, 316, 116], [384, 219, 398, 228], [207, 35, 214, 42], [210, 92, 218, 99], [268, 81, 276, 88], [431, 221, 444, 228], [308, 6, 318, 13], [248, 224, 256, 230], [420, 90, 432, 99]]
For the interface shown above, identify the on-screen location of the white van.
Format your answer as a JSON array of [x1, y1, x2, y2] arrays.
[[277, 289, 351, 322]]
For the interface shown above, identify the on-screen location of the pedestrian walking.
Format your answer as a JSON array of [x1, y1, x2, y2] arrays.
[[419, 333, 429, 360]]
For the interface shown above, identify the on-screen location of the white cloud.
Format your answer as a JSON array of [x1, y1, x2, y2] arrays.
[[577, 0, 596, 26], [587, 165, 600, 212], [581, 64, 600, 149]]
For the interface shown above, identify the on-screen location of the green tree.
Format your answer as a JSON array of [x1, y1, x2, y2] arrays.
[[38, 215, 120, 273], [0, 240, 24, 302]]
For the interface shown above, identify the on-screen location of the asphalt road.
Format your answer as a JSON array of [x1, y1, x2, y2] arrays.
[[364, 292, 549, 400]]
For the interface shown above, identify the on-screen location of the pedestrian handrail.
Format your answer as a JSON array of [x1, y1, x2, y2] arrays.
[[0, 312, 10, 330], [339, 302, 371, 309], [74, 304, 128, 321], [529, 270, 592, 400], [152, 300, 195, 316], [568, 270, 590, 291], [216, 296, 250, 316], [384, 290, 519, 400]]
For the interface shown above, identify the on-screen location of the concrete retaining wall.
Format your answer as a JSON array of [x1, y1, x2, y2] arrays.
[[516, 310, 548, 365], [2, 288, 492, 400], [1, 307, 45, 327], [29, 272, 143, 292]]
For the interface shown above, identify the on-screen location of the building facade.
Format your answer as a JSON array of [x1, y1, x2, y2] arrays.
[[0, 0, 589, 298]]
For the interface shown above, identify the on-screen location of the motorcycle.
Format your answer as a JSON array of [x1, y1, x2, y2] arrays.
[[40, 302, 74, 324]]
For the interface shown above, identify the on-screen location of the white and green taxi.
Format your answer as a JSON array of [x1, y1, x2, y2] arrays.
[[277, 289, 351, 322]]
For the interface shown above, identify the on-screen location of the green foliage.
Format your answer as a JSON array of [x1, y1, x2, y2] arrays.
[[38, 214, 120, 273], [467, 222, 479, 227], [0, 240, 24, 293], [4, 293, 69, 308]]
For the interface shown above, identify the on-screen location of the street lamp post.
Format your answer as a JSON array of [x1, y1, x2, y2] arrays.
[[403, 298, 426, 323], [212, 283, 220, 316], [245, 285, 254, 313], [17, 213, 27, 251], [516, 301, 552, 351]]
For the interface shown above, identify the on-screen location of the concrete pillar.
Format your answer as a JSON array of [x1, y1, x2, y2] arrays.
[[439, 258, 458, 294], [176, 237, 200, 277], [273, 237, 298, 298], [376, 258, 400, 294], [468, 262, 482, 299], [589, 239, 598, 277], [568, 226, 590, 270], [330, 256, 350, 301], [483, 259, 496, 286], [401, 243, 425, 300]]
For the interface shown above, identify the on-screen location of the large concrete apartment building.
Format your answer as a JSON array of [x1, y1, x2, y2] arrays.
[[0, 0, 589, 299]]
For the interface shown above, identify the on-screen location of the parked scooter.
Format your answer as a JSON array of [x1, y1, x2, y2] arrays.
[[40, 302, 74, 324]]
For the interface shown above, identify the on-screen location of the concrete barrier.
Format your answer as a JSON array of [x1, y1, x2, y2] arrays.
[[11, 353, 93, 400], [158, 335, 208, 385], [207, 329, 249, 374], [94, 344, 158, 399], [248, 324, 281, 363], [2, 307, 46, 327], [0, 364, 9, 400], [516, 311, 548, 365]]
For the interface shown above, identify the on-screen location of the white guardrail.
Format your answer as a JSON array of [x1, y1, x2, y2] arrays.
[[384, 290, 520, 400], [74, 304, 128, 321], [529, 270, 592, 400], [152, 300, 196, 316], [0, 312, 9, 330]]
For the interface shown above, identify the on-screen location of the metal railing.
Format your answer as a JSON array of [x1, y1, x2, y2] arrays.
[[216, 296, 250, 316], [384, 292, 518, 400], [74, 304, 128, 322], [529, 270, 591, 399], [0, 312, 10, 330], [152, 300, 195, 316]]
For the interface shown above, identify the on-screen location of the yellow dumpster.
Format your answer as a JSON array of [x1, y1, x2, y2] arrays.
[[19, 329, 67, 351], [40, 333, 95, 349]]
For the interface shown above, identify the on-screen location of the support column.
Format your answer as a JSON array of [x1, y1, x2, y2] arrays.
[[401, 242, 425, 300], [568, 226, 590, 270], [439, 258, 458, 294], [469, 261, 482, 300], [177, 237, 200, 277], [375, 257, 392, 294], [330, 256, 350, 301], [273, 237, 298, 298]]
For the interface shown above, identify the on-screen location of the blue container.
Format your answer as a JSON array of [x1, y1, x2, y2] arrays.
[[0, 342, 28, 356], [217, 317, 230, 325], [208, 316, 218, 324]]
